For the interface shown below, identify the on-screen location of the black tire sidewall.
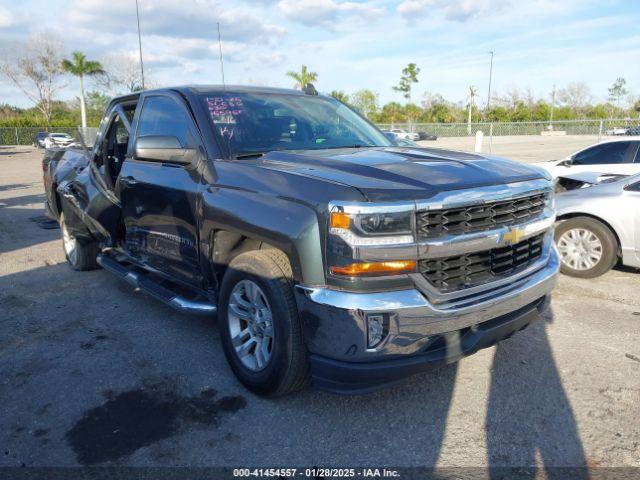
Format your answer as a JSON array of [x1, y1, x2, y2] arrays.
[[218, 256, 296, 396], [554, 217, 617, 278]]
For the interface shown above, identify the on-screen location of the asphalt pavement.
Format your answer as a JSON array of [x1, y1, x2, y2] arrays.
[[0, 144, 638, 470]]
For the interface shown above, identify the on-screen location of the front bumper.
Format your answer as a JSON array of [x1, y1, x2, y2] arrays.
[[295, 245, 560, 393]]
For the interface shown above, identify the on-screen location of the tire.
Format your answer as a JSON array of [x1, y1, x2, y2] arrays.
[[218, 249, 310, 397], [60, 213, 100, 271], [554, 216, 618, 278]]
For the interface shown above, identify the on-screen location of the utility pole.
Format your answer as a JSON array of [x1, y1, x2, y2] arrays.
[[217, 22, 226, 88], [135, 0, 145, 90], [486, 51, 494, 112], [549, 82, 556, 130]]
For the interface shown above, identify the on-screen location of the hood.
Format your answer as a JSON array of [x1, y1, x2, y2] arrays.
[[255, 146, 548, 201]]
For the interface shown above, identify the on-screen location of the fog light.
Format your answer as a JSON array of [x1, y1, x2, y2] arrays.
[[367, 314, 388, 349]]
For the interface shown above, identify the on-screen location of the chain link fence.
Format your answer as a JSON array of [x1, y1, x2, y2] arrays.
[[0, 127, 99, 146], [1, 120, 639, 146], [376, 118, 640, 138]]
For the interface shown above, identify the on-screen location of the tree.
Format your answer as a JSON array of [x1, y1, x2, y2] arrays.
[[95, 53, 146, 95], [557, 82, 592, 113], [351, 89, 378, 119], [467, 86, 477, 134], [330, 90, 349, 103], [392, 63, 420, 103], [286, 65, 318, 89], [0, 34, 66, 125], [608, 77, 628, 116], [634, 99, 640, 119], [62, 51, 104, 129]]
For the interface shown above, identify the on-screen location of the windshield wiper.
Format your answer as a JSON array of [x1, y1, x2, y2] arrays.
[[233, 152, 265, 160]]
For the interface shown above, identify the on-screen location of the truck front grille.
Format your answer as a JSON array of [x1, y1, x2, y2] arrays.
[[416, 193, 548, 239], [418, 233, 545, 292]]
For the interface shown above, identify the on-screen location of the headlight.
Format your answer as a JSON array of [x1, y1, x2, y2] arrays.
[[329, 207, 414, 246]]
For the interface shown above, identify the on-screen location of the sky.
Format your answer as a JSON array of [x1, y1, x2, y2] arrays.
[[0, 0, 639, 109]]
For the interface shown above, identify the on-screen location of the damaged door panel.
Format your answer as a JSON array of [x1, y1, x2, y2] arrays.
[[57, 108, 134, 243], [118, 93, 205, 287]]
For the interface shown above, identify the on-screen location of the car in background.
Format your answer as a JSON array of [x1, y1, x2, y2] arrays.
[[44, 132, 75, 149], [555, 173, 640, 278], [625, 126, 640, 136], [417, 131, 438, 141], [535, 138, 640, 179], [34, 132, 48, 148], [389, 128, 419, 141], [606, 126, 628, 136]]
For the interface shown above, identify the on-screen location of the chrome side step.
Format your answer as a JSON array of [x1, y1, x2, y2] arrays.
[[97, 253, 217, 316]]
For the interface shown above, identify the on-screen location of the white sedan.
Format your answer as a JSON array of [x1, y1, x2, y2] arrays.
[[535, 137, 640, 178], [44, 133, 75, 149], [389, 129, 419, 141]]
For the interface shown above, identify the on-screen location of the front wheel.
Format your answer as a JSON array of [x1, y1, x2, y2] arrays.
[[554, 217, 618, 278], [60, 213, 100, 271], [218, 250, 309, 397]]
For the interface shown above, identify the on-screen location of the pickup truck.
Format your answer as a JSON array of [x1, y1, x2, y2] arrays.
[[43, 85, 559, 396]]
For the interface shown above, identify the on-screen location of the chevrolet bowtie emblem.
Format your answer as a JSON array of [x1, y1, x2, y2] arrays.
[[502, 227, 525, 245]]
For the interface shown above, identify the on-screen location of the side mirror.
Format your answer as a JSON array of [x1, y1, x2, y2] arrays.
[[559, 159, 573, 167], [134, 135, 196, 165]]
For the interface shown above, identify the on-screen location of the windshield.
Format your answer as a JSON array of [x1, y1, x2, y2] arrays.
[[200, 92, 391, 157]]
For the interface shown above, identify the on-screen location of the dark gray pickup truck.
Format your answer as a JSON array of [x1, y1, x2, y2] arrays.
[[43, 85, 559, 395]]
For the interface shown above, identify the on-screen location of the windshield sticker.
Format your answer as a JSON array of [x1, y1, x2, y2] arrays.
[[206, 96, 244, 120]]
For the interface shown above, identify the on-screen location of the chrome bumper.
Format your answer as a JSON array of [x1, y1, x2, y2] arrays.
[[295, 245, 559, 361]]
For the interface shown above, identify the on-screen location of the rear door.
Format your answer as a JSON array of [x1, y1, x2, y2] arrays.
[[118, 92, 205, 287], [58, 105, 132, 243], [565, 141, 640, 176]]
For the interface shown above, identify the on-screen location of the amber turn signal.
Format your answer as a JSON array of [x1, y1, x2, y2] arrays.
[[330, 260, 416, 277], [330, 212, 351, 229]]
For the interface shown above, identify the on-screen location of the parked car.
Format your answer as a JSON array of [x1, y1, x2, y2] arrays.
[[535, 138, 640, 179], [44, 132, 75, 149], [380, 131, 420, 147], [34, 132, 48, 148], [389, 128, 419, 141], [625, 126, 640, 136], [605, 127, 628, 136], [43, 85, 558, 396], [417, 131, 438, 141], [555, 173, 640, 278]]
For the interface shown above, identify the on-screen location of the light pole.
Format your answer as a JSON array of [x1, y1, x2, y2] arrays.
[[135, 0, 145, 90], [217, 22, 226, 88], [486, 50, 494, 112]]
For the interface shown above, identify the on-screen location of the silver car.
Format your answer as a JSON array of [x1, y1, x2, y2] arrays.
[[555, 173, 640, 277]]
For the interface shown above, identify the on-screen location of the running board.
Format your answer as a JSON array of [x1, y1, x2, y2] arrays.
[[97, 253, 217, 316]]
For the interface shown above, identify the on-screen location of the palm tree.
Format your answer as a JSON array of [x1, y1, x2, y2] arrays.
[[467, 86, 477, 135], [62, 51, 104, 128], [286, 65, 318, 89]]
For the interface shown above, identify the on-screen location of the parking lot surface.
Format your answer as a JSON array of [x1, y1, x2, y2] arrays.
[[0, 142, 638, 469]]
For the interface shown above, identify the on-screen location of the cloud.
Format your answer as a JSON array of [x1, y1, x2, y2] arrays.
[[397, 0, 506, 22], [277, 0, 383, 28], [0, 5, 13, 27], [67, 0, 285, 43]]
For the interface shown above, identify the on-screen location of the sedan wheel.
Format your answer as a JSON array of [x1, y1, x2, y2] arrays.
[[557, 228, 603, 271]]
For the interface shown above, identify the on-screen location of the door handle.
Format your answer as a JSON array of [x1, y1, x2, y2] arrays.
[[120, 176, 138, 186]]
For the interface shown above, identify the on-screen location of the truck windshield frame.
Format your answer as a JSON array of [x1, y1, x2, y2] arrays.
[[199, 91, 392, 158]]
